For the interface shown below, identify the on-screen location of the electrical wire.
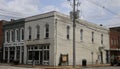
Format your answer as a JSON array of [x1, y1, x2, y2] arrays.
[[0, 13, 20, 18], [86, 0, 120, 17]]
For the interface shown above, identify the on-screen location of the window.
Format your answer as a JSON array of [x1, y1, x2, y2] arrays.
[[6, 31, 9, 43], [80, 29, 83, 41], [36, 25, 40, 39], [44, 50, 49, 60], [28, 51, 33, 60], [45, 24, 49, 38], [16, 30, 19, 41], [44, 45, 49, 61], [92, 32, 94, 43], [21, 29, 24, 40], [28, 26, 32, 40], [111, 38, 114, 46], [101, 34, 103, 44], [11, 30, 15, 42], [67, 26, 70, 39]]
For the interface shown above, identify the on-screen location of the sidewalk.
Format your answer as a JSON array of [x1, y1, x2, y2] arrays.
[[14, 64, 110, 69], [0, 63, 111, 69]]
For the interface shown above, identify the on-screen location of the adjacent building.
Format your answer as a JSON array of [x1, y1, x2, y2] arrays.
[[0, 20, 4, 62], [110, 27, 120, 58], [3, 19, 25, 63], [3, 11, 110, 66]]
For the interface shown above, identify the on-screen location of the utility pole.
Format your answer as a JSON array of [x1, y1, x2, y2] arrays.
[[73, 0, 76, 68], [67, 0, 80, 68]]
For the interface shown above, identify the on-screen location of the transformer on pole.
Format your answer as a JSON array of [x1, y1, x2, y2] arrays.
[[67, 0, 80, 68]]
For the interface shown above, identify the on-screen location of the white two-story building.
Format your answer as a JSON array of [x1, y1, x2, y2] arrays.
[[24, 11, 110, 66], [3, 11, 109, 66]]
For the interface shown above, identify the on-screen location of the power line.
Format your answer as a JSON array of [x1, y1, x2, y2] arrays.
[[0, 13, 20, 18], [0, 8, 21, 15], [0, 8, 24, 18], [86, 0, 120, 17]]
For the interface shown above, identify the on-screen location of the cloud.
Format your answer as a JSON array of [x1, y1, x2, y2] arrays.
[[41, 5, 60, 13], [0, 0, 41, 20]]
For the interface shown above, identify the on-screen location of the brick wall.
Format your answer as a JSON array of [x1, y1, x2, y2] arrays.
[[110, 29, 120, 49], [0, 21, 3, 48]]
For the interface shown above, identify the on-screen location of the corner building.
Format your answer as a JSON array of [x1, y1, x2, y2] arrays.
[[24, 11, 110, 66]]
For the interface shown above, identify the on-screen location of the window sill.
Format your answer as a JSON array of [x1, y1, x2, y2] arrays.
[[80, 40, 83, 42], [44, 38, 49, 39]]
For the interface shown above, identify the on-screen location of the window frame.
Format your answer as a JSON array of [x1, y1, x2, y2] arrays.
[[67, 25, 70, 39], [45, 24, 49, 39]]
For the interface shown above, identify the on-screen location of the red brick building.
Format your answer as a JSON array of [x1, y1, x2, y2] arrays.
[[110, 27, 120, 57], [0, 20, 3, 62], [0, 20, 3, 49]]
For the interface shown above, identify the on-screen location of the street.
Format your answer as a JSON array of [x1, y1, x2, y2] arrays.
[[0, 66, 40, 69], [0, 65, 120, 69], [83, 66, 120, 69]]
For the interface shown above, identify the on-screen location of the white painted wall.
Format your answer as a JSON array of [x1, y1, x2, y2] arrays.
[[24, 11, 110, 66], [24, 12, 56, 65], [54, 12, 109, 66]]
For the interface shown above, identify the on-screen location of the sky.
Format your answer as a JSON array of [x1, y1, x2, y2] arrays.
[[0, 0, 120, 27]]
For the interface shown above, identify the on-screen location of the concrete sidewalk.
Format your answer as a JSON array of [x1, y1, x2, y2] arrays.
[[0, 63, 110, 69], [14, 64, 110, 69]]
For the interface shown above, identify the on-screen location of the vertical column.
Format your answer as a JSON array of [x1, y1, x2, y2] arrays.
[[3, 47, 5, 60], [24, 45, 27, 64], [14, 47, 16, 60], [20, 46, 22, 64], [7, 47, 10, 63]]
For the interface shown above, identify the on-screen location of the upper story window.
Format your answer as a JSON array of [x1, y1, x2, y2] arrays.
[[6, 31, 10, 43], [80, 29, 83, 41], [92, 32, 94, 43], [11, 30, 15, 42], [45, 24, 49, 39], [21, 29, 24, 40], [101, 34, 103, 44], [111, 38, 114, 46], [28, 26, 32, 40], [67, 26, 70, 39], [36, 25, 40, 39], [16, 29, 19, 41]]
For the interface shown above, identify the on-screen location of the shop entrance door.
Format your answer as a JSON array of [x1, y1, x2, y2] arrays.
[[39, 51, 43, 64]]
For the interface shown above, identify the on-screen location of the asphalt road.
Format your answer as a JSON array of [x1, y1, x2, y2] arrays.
[[0, 65, 120, 69], [0, 66, 40, 69]]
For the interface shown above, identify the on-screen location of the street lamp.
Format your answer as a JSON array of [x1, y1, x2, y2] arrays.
[[67, 0, 80, 68]]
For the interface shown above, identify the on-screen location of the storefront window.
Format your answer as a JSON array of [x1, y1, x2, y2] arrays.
[[28, 51, 32, 60]]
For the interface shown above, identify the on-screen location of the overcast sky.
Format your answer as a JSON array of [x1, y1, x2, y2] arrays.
[[0, 0, 120, 27]]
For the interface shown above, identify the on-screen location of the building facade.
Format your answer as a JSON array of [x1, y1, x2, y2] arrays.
[[2, 11, 110, 66], [0, 20, 4, 62], [3, 19, 25, 63], [110, 27, 120, 58], [24, 11, 110, 66]]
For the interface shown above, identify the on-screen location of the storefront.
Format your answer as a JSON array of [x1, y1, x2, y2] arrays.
[[27, 44, 49, 65], [3, 45, 24, 63]]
